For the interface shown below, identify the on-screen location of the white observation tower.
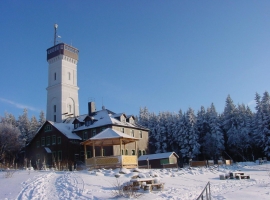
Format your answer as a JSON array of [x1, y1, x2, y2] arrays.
[[46, 24, 79, 122]]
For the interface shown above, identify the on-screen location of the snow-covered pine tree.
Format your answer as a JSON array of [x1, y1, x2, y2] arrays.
[[38, 111, 46, 126], [196, 106, 210, 159], [179, 108, 200, 160], [17, 109, 31, 144], [259, 91, 270, 156], [204, 103, 224, 160], [252, 92, 264, 157], [29, 116, 39, 142]]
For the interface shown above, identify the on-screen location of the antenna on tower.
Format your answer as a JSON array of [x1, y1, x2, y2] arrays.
[[54, 24, 58, 46]]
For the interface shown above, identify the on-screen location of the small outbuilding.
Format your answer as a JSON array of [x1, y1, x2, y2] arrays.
[[138, 152, 179, 169]]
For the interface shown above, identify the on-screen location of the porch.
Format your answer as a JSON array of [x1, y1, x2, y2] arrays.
[[82, 128, 140, 169]]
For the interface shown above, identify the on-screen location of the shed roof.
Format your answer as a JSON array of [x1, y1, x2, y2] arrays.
[[138, 152, 179, 161]]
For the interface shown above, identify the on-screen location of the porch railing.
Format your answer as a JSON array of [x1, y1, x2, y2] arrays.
[[85, 155, 138, 169]]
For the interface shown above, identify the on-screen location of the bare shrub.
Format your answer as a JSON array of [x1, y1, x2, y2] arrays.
[[111, 178, 143, 198], [4, 170, 15, 178]]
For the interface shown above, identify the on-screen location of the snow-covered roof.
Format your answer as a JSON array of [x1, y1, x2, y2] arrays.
[[112, 113, 126, 118], [71, 109, 145, 132], [138, 152, 179, 161], [48, 121, 81, 140], [91, 128, 137, 140]]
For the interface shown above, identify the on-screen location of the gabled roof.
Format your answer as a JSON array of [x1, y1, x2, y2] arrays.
[[138, 152, 179, 161], [91, 128, 136, 140], [81, 128, 139, 146]]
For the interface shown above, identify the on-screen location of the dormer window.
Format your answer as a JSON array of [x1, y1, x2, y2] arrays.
[[121, 115, 126, 123], [85, 120, 91, 126], [74, 123, 79, 129]]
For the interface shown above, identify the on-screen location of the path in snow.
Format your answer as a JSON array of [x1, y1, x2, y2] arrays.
[[16, 172, 99, 200]]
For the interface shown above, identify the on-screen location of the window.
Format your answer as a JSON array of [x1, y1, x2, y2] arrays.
[[74, 123, 79, 129], [131, 130, 134, 137], [138, 150, 142, 156], [54, 73, 56, 80], [57, 137, 61, 144], [87, 151, 92, 158], [139, 131, 143, 138], [36, 141, 40, 148], [41, 137, 45, 146], [142, 150, 146, 155], [121, 127, 124, 133], [54, 105, 56, 113], [68, 72, 71, 80], [83, 132, 88, 140], [121, 149, 124, 155], [80, 151, 84, 159], [125, 150, 128, 155], [44, 125, 52, 132], [58, 151, 62, 161], [52, 152, 56, 161], [46, 136, 50, 146], [91, 129, 96, 137], [36, 154, 40, 161], [85, 120, 90, 126], [52, 135, 56, 145], [132, 150, 135, 155], [69, 105, 71, 113]]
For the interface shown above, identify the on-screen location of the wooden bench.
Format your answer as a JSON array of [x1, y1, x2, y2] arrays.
[[235, 174, 250, 179], [143, 183, 164, 191]]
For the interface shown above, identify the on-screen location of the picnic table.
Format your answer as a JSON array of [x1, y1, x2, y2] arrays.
[[129, 178, 164, 191], [229, 172, 250, 179]]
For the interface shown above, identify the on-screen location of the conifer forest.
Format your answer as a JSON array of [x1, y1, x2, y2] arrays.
[[138, 92, 270, 163]]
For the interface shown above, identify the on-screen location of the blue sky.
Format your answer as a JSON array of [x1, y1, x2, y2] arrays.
[[1, 0, 270, 119]]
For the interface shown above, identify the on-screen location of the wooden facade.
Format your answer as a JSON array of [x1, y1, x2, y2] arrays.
[[138, 152, 179, 169], [25, 121, 81, 169]]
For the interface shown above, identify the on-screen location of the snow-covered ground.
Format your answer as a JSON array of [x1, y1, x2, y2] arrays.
[[0, 162, 270, 200]]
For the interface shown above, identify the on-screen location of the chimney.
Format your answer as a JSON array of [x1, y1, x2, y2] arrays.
[[102, 105, 105, 110], [88, 102, 96, 115]]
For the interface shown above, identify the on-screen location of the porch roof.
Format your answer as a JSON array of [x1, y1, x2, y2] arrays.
[[81, 128, 139, 146]]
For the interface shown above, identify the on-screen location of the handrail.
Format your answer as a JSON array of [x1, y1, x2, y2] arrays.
[[196, 181, 211, 200]]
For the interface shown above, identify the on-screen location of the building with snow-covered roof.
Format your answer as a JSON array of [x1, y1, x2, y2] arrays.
[[25, 121, 82, 169], [66, 102, 149, 159], [138, 152, 179, 169]]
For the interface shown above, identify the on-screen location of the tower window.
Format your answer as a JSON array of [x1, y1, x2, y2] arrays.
[[54, 105, 56, 113], [69, 105, 71, 113], [54, 73, 56, 80]]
